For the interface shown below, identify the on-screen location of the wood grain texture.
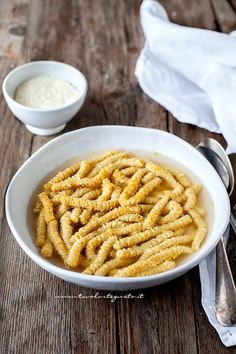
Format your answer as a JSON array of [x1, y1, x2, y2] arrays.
[[0, 0, 236, 353], [211, 0, 236, 32]]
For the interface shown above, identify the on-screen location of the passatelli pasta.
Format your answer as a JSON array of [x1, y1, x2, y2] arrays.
[[33, 150, 207, 277]]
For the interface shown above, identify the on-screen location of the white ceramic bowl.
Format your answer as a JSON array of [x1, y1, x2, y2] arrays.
[[5, 126, 230, 290], [2, 61, 88, 136]]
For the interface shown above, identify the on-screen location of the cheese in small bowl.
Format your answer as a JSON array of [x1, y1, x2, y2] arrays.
[[14, 75, 80, 109], [2, 60, 88, 136]]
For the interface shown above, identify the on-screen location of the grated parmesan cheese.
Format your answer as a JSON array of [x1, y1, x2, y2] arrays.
[[14, 75, 80, 109]]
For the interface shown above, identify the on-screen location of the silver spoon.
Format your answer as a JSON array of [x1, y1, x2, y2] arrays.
[[197, 146, 229, 190], [228, 153, 236, 218], [198, 139, 236, 234], [198, 138, 234, 196], [196, 141, 236, 326]]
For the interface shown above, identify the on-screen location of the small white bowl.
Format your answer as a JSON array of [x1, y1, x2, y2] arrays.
[[5, 126, 230, 290], [2, 61, 88, 136]]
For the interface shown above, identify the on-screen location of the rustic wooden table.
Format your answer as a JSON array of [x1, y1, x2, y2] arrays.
[[1, 0, 236, 353]]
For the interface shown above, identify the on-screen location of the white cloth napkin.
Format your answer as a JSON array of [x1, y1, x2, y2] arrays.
[[135, 0, 236, 346], [135, 0, 236, 153], [199, 226, 236, 347]]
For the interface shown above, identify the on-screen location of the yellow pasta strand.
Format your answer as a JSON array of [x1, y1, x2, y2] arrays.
[[38, 192, 55, 223], [60, 211, 73, 249], [145, 161, 184, 199], [100, 178, 114, 200], [111, 186, 122, 200], [189, 209, 207, 250], [141, 171, 156, 184], [167, 168, 191, 188], [88, 150, 124, 165], [51, 189, 74, 205], [95, 257, 137, 276], [134, 260, 176, 277], [183, 187, 197, 211], [47, 220, 68, 261], [70, 207, 82, 224], [51, 168, 108, 191], [66, 234, 96, 268], [113, 223, 144, 236], [140, 234, 194, 260], [121, 166, 138, 176], [105, 158, 145, 176], [119, 214, 144, 223], [83, 235, 117, 274], [80, 209, 93, 225], [88, 152, 131, 177], [129, 177, 161, 205], [72, 187, 93, 198], [158, 201, 183, 225], [139, 204, 155, 214], [43, 162, 81, 192], [71, 206, 140, 241], [54, 203, 69, 220], [60, 195, 118, 211], [116, 232, 174, 259], [33, 199, 42, 214], [41, 238, 54, 258], [113, 215, 192, 250], [85, 229, 114, 260], [111, 169, 129, 187], [78, 160, 92, 178], [36, 209, 47, 247], [82, 189, 101, 200], [144, 194, 161, 205], [119, 169, 147, 205], [140, 231, 175, 249], [144, 195, 169, 227], [114, 246, 192, 277]]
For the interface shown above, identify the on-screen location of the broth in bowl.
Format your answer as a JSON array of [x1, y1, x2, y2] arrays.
[[33, 149, 208, 277]]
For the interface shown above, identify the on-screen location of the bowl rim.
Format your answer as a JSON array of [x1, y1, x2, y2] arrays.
[[2, 60, 88, 113], [5, 125, 230, 284]]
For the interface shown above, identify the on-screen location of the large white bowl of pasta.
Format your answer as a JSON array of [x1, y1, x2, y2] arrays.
[[5, 126, 230, 290]]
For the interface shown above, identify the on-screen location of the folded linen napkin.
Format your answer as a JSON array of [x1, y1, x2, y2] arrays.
[[199, 226, 236, 347], [135, 0, 236, 153], [135, 0, 236, 346]]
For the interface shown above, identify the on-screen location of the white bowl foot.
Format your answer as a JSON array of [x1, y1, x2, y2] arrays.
[[25, 124, 66, 136]]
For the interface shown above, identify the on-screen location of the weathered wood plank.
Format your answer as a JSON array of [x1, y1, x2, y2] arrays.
[[117, 274, 198, 354], [0, 0, 33, 279], [159, 0, 216, 29], [168, 115, 226, 148], [211, 0, 236, 33], [230, 0, 236, 12], [0, 2, 36, 354]]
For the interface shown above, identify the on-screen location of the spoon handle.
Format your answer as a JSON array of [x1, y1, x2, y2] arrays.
[[215, 228, 236, 326], [230, 212, 236, 235]]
